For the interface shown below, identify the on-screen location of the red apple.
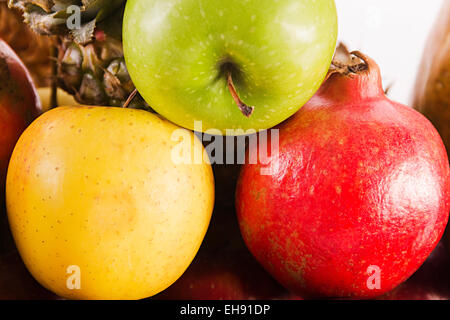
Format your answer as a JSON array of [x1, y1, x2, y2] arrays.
[[0, 39, 41, 253], [0, 39, 41, 188], [155, 247, 287, 300], [204, 134, 247, 210], [155, 206, 287, 300], [0, 251, 58, 300], [213, 161, 241, 210], [236, 52, 450, 298]]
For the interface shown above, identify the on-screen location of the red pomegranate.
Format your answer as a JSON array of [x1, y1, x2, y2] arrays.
[[235, 51, 450, 298], [379, 242, 450, 300]]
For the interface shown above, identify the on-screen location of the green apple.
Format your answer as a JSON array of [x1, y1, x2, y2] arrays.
[[123, 0, 338, 134]]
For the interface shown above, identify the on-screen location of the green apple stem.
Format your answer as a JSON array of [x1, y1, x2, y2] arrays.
[[123, 89, 138, 109], [227, 72, 254, 117]]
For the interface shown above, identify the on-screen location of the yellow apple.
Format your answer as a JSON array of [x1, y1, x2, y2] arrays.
[[6, 106, 214, 300]]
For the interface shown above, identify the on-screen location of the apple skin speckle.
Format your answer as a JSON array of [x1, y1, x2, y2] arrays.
[[6, 107, 215, 300], [123, 0, 338, 134]]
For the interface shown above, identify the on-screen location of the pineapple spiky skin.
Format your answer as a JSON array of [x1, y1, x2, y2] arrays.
[[8, 0, 126, 40], [8, 0, 149, 108]]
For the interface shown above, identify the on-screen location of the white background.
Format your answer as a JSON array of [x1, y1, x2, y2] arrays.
[[335, 0, 445, 105]]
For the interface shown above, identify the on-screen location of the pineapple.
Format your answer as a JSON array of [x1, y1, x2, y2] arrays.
[[0, 0, 52, 87], [8, 0, 148, 108]]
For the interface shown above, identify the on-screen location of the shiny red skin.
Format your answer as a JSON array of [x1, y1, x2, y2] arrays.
[[0, 39, 41, 190], [155, 248, 287, 300], [236, 56, 450, 298], [155, 206, 287, 300]]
